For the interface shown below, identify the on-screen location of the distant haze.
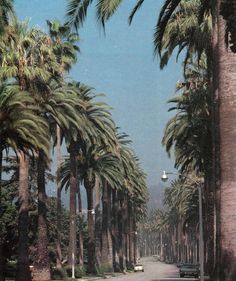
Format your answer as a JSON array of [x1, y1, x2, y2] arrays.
[[148, 184, 164, 212]]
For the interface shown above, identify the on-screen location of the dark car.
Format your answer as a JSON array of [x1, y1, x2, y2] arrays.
[[179, 263, 199, 278]]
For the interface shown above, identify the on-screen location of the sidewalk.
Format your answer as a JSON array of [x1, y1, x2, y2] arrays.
[[73, 271, 131, 281]]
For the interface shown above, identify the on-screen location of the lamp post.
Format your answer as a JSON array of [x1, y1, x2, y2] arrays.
[[161, 171, 204, 281]]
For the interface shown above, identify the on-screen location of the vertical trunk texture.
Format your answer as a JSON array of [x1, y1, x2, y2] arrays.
[[160, 232, 163, 261], [117, 191, 125, 271], [122, 196, 128, 269], [56, 125, 62, 269], [16, 152, 31, 281], [112, 190, 119, 271], [68, 142, 77, 267], [217, 2, 236, 279], [94, 179, 101, 267], [128, 202, 134, 268], [101, 182, 113, 271], [77, 183, 84, 266], [33, 151, 51, 281], [85, 180, 96, 274], [0, 147, 5, 281], [133, 215, 137, 264], [210, 2, 221, 278]]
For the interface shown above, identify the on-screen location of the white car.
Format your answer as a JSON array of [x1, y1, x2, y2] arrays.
[[134, 264, 144, 272]]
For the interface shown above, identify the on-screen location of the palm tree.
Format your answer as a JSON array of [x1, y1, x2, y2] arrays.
[[154, 0, 212, 70], [59, 82, 117, 272], [151, 177, 199, 263], [157, 2, 236, 277], [215, 2, 236, 279], [65, 1, 236, 278], [0, 87, 50, 281], [46, 19, 79, 269], [0, 21, 64, 281], [61, 143, 122, 273], [81, 145, 122, 273], [0, 84, 50, 281], [0, 21, 61, 89], [113, 136, 148, 270], [47, 19, 79, 74], [162, 57, 211, 175], [0, 0, 14, 34], [33, 80, 86, 281]]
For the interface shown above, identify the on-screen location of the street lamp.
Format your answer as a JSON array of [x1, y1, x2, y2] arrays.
[[161, 171, 204, 281]]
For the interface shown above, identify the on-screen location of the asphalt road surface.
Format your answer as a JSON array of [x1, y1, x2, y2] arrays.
[[104, 257, 199, 281]]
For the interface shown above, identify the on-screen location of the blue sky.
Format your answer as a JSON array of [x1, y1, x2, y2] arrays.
[[15, 0, 182, 188]]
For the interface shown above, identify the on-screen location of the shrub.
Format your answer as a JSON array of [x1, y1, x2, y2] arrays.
[[51, 267, 67, 280], [5, 261, 17, 278], [65, 265, 85, 278]]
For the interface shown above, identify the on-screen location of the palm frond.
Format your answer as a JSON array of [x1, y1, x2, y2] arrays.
[[66, 0, 94, 31], [128, 0, 145, 25]]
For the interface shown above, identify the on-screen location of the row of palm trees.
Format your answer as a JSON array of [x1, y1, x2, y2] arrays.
[[1, 0, 236, 280], [138, 177, 199, 264], [66, 0, 236, 280], [114, 0, 236, 279], [0, 3, 148, 281], [138, 53, 209, 266]]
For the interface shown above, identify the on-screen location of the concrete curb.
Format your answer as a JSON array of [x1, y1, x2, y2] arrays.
[[78, 272, 132, 281]]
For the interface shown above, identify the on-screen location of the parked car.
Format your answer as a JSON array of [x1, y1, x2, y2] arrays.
[[134, 264, 144, 272], [179, 263, 199, 278]]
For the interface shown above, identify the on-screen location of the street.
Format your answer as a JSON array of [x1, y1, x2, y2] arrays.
[[103, 257, 199, 281]]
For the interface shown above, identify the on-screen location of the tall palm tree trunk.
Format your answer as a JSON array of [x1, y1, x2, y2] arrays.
[[217, 2, 236, 279], [117, 191, 125, 271], [77, 183, 84, 266], [56, 125, 62, 269], [160, 232, 163, 261], [0, 147, 5, 281], [128, 202, 134, 268], [133, 215, 137, 264], [112, 189, 119, 271], [101, 182, 113, 271], [16, 151, 31, 281], [122, 195, 128, 269], [171, 225, 177, 262], [211, 2, 221, 279], [34, 150, 51, 281], [85, 183, 96, 274], [94, 179, 101, 268], [68, 142, 77, 267]]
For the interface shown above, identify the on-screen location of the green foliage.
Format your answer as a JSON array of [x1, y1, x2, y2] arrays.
[[155, 0, 212, 69], [95, 263, 113, 275], [0, 84, 50, 156], [0, 0, 15, 33], [47, 197, 70, 263], [5, 261, 17, 278], [51, 267, 67, 280], [66, 0, 123, 31], [0, 5, 149, 279], [163, 178, 199, 226], [64, 265, 85, 278], [162, 57, 211, 175], [0, 182, 17, 261], [46, 19, 79, 73]]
